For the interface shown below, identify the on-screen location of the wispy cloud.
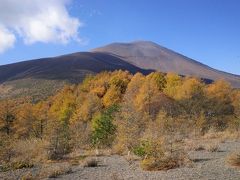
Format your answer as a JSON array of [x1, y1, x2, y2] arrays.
[[89, 9, 102, 17], [0, 0, 82, 53]]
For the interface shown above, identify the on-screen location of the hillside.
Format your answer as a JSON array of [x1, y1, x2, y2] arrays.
[[0, 52, 150, 99], [93, 41, 240, 87], [1, 40, 240, 99]]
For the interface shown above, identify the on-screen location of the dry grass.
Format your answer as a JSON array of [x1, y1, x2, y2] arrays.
[[0, 162, 34, 172], [140, 152, 190, 171], [65, 149, 87, 165], [141, 157, 177, 171], [185, 139, 205, 151], [66, 149, 109, 167], [47, 167, 72, 178], [185, 138, 220, 152], [203, 130, 221, 139], [141, 154, 189, 171], [184, 128, 240, 153], [76, 149, 111, 157], [226, 152, 240, 167], [203, 130, 240, 141], [221, 131, 240, 141], [188, 142, 205, 151], [12, 139, 48, 164], [20, 172, 35, 180], [20, 163, 73, 179], [125, 154, 141, 164], [205, 143, 219, 152], [90, 149, 115, 156], [69, 155, 87, 166], [39, 163, 72, 178], [0, 138, 48, 171]]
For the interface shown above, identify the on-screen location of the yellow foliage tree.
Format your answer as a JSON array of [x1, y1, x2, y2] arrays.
[[71, 93, 102, 123], [164, 72, 182, 99], [135, 75, 168, 120], [0, 100, 16, 136], [176, 77, 204, 100], [14, 103, 35, 138]]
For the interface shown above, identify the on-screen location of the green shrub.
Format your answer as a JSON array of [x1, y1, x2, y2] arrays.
[[91, 105, 119, 148], [133, 140, 151, 157]]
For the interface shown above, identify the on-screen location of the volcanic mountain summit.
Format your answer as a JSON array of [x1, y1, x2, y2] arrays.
[[92, 41, 240, 87]]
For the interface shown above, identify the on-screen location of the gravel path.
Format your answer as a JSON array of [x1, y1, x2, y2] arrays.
[[1, 140, 240, 180], [59, 141, 240, 180]]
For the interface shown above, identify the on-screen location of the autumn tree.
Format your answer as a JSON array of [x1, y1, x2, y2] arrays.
[[47, 86, 76, 159], [195, 111, 208, 135], [205, 80, 234, 130], [0, 100, 16, 136], [32, 101, 49, 139], [0, 100, 17, 163], [147, 72, 167, 91], [14, 103, 35, 138], [71, 93, 102, 123], [91, 105, 119, 148], [70, 92, 102, 148], [164, 72, 182, 99], [229, 89, 240, 131], [114, 73, 146, 153], [88, 72, 112, 98], [145, 110, 187, 154], [102, 71, 131, 107], [135, 73, 169, 120], [176, 77, 204, 100], [181, 77, 206, 114], [115, 100, 146, 154]]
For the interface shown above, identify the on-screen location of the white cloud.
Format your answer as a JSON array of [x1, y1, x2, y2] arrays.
[[0, 26, 16, 53], [0, 0, 82, 53]]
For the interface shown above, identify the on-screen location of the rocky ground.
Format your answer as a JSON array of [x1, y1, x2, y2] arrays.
[[1, 140, 240, 180]]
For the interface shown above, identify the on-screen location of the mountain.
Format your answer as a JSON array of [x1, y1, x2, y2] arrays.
[[0, 52, 150, 83], [92, 41, 240, 87], [1, 40, 240, 100], [0, 52, 151, 99]]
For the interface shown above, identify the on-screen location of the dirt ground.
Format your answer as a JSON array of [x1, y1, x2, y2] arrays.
[[1, 140, 240, 180]]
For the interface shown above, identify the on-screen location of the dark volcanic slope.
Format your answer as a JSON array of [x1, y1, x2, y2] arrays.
[[92, 41, 240, 87], [0, 52, 150, 84], [0, 52, 151, 99]]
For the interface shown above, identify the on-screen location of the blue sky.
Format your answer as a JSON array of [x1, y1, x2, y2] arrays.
[[0, 0, 240, 75]]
